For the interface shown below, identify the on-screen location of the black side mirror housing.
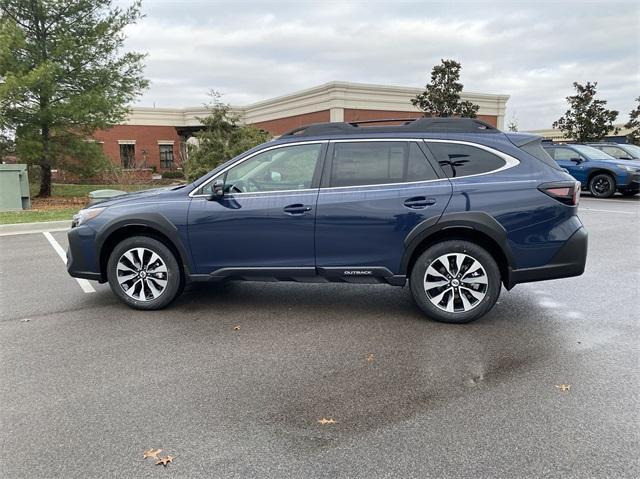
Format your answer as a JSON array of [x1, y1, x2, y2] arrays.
[[207, 179, 224, 200], [570, 157, 583, 164]]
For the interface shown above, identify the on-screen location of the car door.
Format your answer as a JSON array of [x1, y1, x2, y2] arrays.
[[187, 142, 326, 275], [551, 147, 589, 184], [315, 139, 452, 278]]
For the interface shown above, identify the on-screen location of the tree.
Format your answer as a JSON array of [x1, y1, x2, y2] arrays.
[[184, 91, 269, 182], [507, 115, 518, 132], [553, 82, 618, 142], [0, 127, 13, 160], [0, 0, 148, 197], [624, 96, 639, 145], [411, 59, 479, 118]]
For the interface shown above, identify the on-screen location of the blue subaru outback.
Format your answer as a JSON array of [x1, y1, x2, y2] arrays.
[[543, 143, 640, 198], [67, 118, 588, 323]]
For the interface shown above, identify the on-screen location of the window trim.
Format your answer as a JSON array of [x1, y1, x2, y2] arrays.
[[189, 138, 521, 197], [422, 139, 520, 180], [189, 140, 328, 197]]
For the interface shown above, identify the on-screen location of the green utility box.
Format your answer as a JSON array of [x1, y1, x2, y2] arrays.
[[0, 164, 31, 211]]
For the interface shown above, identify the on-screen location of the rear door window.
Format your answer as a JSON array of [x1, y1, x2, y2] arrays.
[[329, 142, 437, 187], [553, 147, 581, 161], [426, 142, 506, 178]]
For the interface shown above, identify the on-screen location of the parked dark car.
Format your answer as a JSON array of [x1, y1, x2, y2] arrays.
[[543, 143, 640, 197], [587, 142, 640, 160], [67, 118, 588, 323]]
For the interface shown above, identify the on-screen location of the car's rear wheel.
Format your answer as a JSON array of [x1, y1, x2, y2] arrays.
[[588, 173, 616, 198], [410, 240, 501, 323], [107, 236, 182, 310]]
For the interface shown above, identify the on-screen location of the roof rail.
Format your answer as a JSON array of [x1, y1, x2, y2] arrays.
[[280, 117, 500, 137]]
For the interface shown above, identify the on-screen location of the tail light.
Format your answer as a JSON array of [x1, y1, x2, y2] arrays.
[[538, 181, 581, 206]]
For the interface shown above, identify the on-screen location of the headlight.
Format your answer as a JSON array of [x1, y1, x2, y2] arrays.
[[616, 164, 639, 173], [72, 207, 105, 226]]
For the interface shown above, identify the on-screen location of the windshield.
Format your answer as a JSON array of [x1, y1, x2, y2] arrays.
[[572, 144, 615, 159], [622, 144, 640, 158]]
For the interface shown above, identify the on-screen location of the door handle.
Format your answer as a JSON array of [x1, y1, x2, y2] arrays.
[[283, 203, 312, 215], [403, 197, 436, 209]]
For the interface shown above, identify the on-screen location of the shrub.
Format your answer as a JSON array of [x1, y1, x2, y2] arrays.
[[162, 170, 185, 179]]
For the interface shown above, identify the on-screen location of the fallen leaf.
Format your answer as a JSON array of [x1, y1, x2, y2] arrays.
[[233, 326, 240, 331], [143, 448, 162, 459], [317, 418, 336, 425], [156, 455, 175, 466], [555, 384, 571, 392], [366, 353, 375, 364]]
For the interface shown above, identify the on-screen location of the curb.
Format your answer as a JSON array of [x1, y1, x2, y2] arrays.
[[0, 220, 71, 236]]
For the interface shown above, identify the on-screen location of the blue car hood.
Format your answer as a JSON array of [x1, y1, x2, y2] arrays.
[[88, 186, 176, 209], [594, 158, 640, 169]]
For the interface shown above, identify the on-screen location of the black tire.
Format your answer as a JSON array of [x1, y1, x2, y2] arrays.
[[409, 240, 501, 324], [107, 236, 182, 310], [588, 173, 616, 198]]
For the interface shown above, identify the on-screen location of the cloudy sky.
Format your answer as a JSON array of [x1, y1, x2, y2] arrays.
[[119, 0, 639, 130]]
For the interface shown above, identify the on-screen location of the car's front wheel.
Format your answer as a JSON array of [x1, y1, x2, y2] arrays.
[[588, 173, 616, 198], [410, 240, 501, 323], [107, 236, 182, 310]]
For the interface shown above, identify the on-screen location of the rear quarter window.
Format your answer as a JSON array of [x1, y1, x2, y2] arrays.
[[426, 142, 506, 178]]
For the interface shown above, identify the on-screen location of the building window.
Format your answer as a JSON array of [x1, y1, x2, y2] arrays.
[[120, 144, 135, 169], [159, 145, 174, 169]]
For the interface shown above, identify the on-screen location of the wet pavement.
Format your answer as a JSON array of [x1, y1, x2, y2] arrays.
[[1, 195, 638, 478]]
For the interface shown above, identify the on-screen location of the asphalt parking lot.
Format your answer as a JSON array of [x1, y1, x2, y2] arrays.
[[1, 195, 638, 479]]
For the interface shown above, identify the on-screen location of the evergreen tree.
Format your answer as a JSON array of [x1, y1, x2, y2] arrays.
[[553, 82, 618, 142], [0, 0, 148, 196], [411, 59, 479, 118]]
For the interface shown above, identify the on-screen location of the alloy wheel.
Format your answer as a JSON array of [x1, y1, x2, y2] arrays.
[[423, 253, 488, 313], [116, 247, 169, 301], [592, 177, 612, 195]]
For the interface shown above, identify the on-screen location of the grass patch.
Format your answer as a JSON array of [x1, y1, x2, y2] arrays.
[[29, 183, 151, 198], [0, 207, 79, 225]]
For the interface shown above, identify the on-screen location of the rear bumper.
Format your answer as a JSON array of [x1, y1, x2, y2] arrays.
[[506, 226, 588, 288]]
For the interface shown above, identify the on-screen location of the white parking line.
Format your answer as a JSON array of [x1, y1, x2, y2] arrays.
[[42, 232, 96, 293], [580, 198, 640, 205], [579, 207, 637, 215]]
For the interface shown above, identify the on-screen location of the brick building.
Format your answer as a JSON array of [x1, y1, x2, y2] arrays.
[[93, 81, 509, 171]]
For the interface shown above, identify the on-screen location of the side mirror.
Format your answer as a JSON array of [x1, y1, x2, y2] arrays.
[[570, 157, 583, 164], [207, 179, 224, 200]]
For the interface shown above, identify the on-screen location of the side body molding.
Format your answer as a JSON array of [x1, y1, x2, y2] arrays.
[[400, 211, 517, 276], [95, 212, 194, 276]]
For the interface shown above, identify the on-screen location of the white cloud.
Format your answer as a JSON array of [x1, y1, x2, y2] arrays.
[[119, 0, 640, 129]]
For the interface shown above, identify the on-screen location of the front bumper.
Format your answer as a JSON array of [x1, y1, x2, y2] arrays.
[[506, 226, 588, 288], [67, 225, 102, 281]]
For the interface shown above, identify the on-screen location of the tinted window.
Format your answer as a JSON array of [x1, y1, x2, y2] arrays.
[[427, 142, 506, 178], [330, 142, 437, 187], [601, 146, 627, 159], [553, 147, 581, 161], [519, 140, 563, 171], [202, 143, 322, 194]]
